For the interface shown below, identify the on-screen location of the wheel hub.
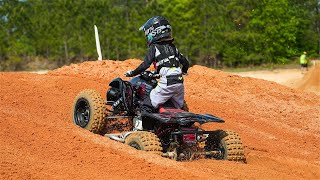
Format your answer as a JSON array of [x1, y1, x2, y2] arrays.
[[74, 98, 90, 128]]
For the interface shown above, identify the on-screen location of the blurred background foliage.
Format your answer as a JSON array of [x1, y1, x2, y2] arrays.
[[0, 0, 319, 70]]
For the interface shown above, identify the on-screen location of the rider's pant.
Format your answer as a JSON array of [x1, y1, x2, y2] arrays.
[[150, 83, 184, 109]]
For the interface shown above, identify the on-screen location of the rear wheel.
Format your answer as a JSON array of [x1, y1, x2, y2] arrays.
[[125, 132, 162, 154], [72, 89, 106, 134], [204, 130, 245, 162]]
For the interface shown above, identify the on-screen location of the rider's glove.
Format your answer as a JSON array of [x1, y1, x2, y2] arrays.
[[125, 70, 134, 77]]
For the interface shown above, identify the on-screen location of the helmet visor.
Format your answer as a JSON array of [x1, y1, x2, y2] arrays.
[[139, 25, 144, 31]]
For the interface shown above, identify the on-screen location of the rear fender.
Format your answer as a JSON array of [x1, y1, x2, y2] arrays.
[[141, 112, 224, 126]]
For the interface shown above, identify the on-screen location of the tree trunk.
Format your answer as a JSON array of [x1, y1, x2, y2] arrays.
[[46, 47, 50, 61], [316, 2, 320, 55], [64, 39, 69, 64], [106, 37, 110, 60], [116, 46, 119, 60]]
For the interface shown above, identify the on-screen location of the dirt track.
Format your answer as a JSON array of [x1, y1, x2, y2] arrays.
[[233, 61, 320, 95], [1, 59, 320, 179], [296, 62, 320, 95]]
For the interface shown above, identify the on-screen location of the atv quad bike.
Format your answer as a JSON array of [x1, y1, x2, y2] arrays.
[[72, 71, 245, 162]]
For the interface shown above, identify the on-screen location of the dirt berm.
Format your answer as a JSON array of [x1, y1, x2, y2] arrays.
[[1, 59, 319, 179]]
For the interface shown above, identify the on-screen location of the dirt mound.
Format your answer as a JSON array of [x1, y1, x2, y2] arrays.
[[1, 59, 320, 179], [296, 63, 320, 95]]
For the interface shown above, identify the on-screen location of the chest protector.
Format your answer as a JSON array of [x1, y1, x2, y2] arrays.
[[153, 44, 180, 72]]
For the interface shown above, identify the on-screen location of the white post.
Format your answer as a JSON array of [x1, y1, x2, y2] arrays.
[[94, 25, 102, 61]]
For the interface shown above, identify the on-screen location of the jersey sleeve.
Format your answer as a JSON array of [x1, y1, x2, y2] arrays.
[[131, 46, 156, 76], [177, 50, 189, 73]]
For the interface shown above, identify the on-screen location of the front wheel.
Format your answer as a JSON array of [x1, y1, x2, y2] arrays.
[[204, 130, 245, 162], [72, 89, 106, 134], [125, 132, 162, 154]]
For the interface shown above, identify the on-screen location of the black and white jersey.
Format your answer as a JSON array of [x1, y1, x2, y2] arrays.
[[131, 41, 189, 77]]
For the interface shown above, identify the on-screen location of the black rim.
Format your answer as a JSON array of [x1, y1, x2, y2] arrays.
[[74, 98, 90, 128], [128, 142, 142, 150]]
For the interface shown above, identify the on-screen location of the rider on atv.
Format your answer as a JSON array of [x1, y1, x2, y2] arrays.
[[72, 17, 245, 162], [125, 16, 189, 117]]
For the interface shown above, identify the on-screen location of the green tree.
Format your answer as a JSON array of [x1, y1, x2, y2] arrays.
[[0, 0, 319, 71]]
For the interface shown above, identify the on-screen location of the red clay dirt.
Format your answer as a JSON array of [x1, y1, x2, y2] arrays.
[[1, 59, 319, 179]]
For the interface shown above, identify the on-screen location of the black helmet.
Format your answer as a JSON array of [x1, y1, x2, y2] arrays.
[[139, 16, 173, 46]]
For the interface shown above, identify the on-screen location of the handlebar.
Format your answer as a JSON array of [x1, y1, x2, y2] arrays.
[[152, 73, 160, 79]]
